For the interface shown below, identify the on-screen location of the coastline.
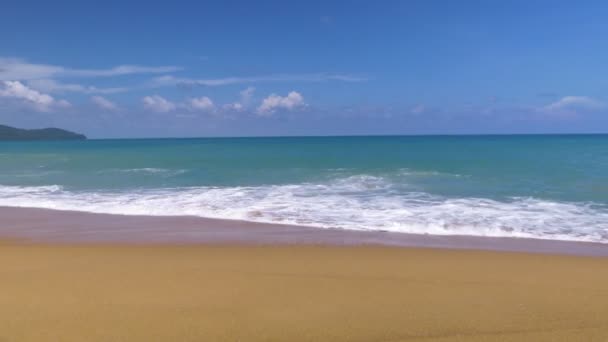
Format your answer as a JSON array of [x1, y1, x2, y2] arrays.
[[1, 206, 608, 256], [2, 206, 608, 341]]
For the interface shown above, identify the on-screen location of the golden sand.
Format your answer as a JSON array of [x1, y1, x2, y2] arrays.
[[1, 243, 607, 341]]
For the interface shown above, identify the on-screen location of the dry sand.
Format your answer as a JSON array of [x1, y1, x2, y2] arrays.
[[2, 243, 608, 342]]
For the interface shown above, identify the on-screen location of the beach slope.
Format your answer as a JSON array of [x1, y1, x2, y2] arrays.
[[1, 243, 607, 342]]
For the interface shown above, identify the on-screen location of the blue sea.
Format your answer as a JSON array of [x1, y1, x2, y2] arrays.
[[1, 135, 607, 243]]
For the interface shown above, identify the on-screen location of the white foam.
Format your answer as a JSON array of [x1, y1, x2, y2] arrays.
[[97, 168, 187, 176], [1, 176, 607, 243]]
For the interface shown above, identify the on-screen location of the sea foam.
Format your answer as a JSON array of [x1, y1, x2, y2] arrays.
[[1, 174, 607, 243]]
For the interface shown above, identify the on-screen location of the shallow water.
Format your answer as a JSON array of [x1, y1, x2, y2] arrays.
[[1, 135, 607, 242]]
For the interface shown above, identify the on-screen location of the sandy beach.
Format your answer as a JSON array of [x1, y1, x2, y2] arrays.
[[2, 243, 608, 341], [1, 208, 608, 341]]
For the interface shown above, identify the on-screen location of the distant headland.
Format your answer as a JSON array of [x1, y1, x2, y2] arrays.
[[0, 124, 86, 141]]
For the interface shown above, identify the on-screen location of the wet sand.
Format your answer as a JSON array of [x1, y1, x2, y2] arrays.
[[2, 206, 608, 256], [1, 207, 608, 341]]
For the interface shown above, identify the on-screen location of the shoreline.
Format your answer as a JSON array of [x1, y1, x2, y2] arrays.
[[2, 206, 607, 257], [3, 206, 608, 341]]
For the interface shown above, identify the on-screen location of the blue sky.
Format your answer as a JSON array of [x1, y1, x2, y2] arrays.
[[1, 0, 608, 138]]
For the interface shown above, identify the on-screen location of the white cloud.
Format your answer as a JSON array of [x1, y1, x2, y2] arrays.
[[151, 73, 367, 88], [0, 58, 63, 80], [91, 96, 118, 111], [540, 96, 605, 116], [223, 87, 256, 112], [0, 80, 70, 111], [64, 65, 181, 78], [545, 96, 604, 111], [257, 91, 305, 115], [27, 79, 127, 94], [150, 75, 182, 87], [189, 96, 215, 112], [142, 95, 176, 112], [0, 57, 181, 80], [142, 94, 223, 114]]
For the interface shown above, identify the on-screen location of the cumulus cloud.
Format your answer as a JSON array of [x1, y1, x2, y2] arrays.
[[0, 57, 181, 80], [0, 80, 70, 111], [257, 91, 305, 115], [143, 94, 218, 114], [27, 79, 127, 94], [91, 96, 119, 111], [142, 95, 176, 112], [189, 96, 215, 112], [540, 96, 605, 117]]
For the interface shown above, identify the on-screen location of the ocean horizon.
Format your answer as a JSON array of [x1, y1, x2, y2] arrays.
[[71, 132, 608, 141], [1, 134, 607, 243]]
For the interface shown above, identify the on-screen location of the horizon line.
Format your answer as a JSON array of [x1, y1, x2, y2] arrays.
[[82, 132, 608, 141]]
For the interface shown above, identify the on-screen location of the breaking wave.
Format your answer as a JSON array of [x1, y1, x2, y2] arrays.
[[1, 174, 607, 243]]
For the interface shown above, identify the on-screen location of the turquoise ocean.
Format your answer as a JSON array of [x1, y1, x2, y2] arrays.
[[1, 135, 607, 243]]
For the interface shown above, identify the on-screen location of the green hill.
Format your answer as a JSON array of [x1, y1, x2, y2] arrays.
[[0, 125, 86, 141]]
